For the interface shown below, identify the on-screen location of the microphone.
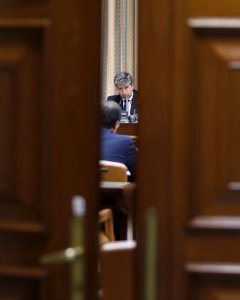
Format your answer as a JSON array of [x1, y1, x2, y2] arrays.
[[128, 114, 136, 123]]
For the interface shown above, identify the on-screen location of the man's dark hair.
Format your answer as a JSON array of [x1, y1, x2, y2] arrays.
[[101, 101, 121, 129], [114, 71, 133, 87]]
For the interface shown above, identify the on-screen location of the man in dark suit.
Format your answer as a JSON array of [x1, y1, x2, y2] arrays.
[[107, 72, 138, 116], [101, 100, 136, 179]]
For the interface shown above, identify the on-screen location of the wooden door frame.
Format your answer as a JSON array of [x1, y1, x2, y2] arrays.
[[137, 0, 172, 299], [48, 1, 102, 299]]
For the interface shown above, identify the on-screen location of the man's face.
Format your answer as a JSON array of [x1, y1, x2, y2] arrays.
[[116, 84, 133, 100]]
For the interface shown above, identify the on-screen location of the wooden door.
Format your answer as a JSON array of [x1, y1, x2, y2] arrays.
[[0, 1, 101, 300], [138, 0, 240, 299]]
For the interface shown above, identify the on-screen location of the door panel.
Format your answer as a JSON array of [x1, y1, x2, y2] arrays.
[[139, 0, 240, 299], [187, 21, 240, 222], [0, 24, 48, 229], [0, 1, 100, 300]]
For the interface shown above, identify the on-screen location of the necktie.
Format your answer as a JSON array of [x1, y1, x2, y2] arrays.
[[122, 100, 126, 110], [127, 100, 132, 115]]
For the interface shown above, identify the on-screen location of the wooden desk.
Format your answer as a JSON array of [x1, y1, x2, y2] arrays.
[[99, 182, 136, 240], [118, 122, 138, 137]]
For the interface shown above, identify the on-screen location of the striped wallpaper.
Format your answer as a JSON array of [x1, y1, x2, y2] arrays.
[[101, 0, 138, 101]]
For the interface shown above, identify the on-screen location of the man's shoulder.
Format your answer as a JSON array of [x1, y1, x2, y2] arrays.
[[102, 130, 130, 141], [107, 94, 120, 102], [115, 133, 133, 143], [133, 90, 138, 99]]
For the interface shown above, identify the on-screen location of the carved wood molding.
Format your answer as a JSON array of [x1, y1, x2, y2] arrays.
[[188, 216, 240, 230], [187, 18, 240, 29], [0, 221, 47, 233], [0, 19, 50, 28], [0, 266, 47, 278], [185, 262, 240, 275]]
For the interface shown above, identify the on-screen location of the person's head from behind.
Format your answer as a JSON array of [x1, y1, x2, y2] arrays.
[[114, 71, 134, 100], [101, 101, 121, 132]]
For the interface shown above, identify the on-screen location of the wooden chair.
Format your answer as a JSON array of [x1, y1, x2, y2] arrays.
[[99, 160, 128, 182], [98, 208, 115, 245]]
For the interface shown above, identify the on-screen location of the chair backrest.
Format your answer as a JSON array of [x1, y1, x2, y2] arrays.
[[98, 208, 115, 244], [99, 160, 128, 182]]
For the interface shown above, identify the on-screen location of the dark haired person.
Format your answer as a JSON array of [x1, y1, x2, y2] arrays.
[[107, 71, 138, 116], [101, 101, 136, 179]]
